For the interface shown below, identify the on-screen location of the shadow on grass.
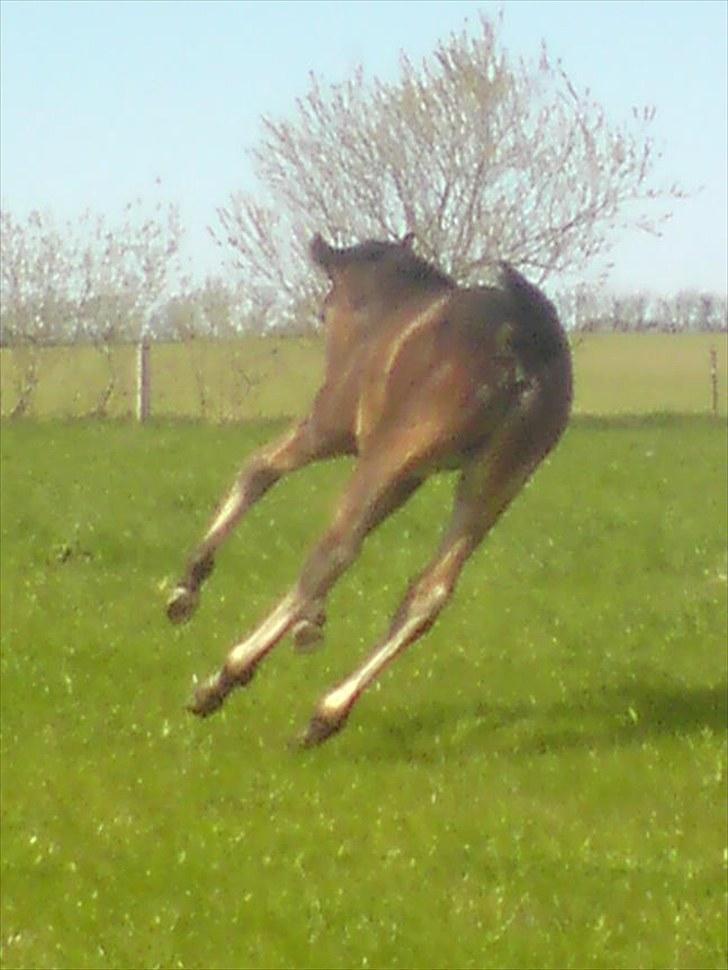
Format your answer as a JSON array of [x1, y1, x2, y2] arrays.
[[355, 679, 727, 763]]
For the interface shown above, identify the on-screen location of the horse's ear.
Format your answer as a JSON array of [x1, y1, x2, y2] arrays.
[[401, 231, 415, 250], [310, 234, 336, 269]]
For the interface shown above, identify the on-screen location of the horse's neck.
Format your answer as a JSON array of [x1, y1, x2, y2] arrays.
[[325, 282, 453, 367]]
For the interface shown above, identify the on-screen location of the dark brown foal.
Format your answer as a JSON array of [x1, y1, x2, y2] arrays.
[[167, 233, 572, 746]]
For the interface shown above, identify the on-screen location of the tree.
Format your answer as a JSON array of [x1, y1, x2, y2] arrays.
[[214, 13, 684, 329], [0, 201, 182, 416]]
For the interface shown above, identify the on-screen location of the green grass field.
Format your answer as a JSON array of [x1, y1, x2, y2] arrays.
[[1, 411, 726, 969], [1, 332, 726, 420]]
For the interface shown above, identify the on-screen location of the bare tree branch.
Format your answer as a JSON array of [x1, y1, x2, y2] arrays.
[[213, 13, 685, 329]]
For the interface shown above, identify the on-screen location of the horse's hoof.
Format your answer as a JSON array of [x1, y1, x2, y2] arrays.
[[292, 619, 325, 653], [166, 585, 199, 625], [186, 665, 256, 718], [297, 711, 347, 748], [187, 677, 225, 717]]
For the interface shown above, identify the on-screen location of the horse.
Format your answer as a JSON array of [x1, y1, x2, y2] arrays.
[[166, 232, 573, 747]]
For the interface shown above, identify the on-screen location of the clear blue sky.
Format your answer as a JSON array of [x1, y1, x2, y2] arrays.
[[1, 0, 726, 294]]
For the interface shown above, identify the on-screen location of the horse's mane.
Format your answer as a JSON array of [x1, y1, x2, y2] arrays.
[[347, 240, 455, 290], [311, 234, 455, 291]]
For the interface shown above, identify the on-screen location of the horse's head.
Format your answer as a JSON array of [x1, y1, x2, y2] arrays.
[[310, 232, 414, 277], [310, 232, 452, 326]]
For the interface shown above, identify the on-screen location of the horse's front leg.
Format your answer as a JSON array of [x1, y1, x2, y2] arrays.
[[167, 419, 336, 625], [188, 467, 421, 717], [188, 589, 302, 715], [288, 475, 421, 653]]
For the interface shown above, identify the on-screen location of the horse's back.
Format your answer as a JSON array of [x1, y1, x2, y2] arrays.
[[353, 276, 571, 467]]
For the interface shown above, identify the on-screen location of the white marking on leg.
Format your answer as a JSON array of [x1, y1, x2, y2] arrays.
[[430, 538, 469, 581], [267, 426, 303, 465], [228, 591, 300, 672], [204, 483, 243, 543], [319, 550, 463, 721], [203, 428, 303, 545], [320, 613, 423, 718]]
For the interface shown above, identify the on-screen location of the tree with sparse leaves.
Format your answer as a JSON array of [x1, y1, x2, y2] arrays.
[[214, 13, 685, 329], [0, 201, 182, 416]]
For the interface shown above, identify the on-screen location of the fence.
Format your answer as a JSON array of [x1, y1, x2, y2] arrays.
[[0, 332, 726, 422], [0, 336, 323, 423]]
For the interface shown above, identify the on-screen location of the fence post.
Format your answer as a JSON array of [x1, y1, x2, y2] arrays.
[[137, 339, 150, 422], [709, 346, 718, 417]]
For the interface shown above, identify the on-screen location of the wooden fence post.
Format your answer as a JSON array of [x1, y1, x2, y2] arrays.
[[137, 339, 150, 422], [709, 346, 718, 417]]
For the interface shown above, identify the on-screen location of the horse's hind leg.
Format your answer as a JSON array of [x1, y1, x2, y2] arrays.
[[167, 419, 339, 625], [290, 475, 422, 652], [300, 448, 537, 746], [188, 466, 422, 717]]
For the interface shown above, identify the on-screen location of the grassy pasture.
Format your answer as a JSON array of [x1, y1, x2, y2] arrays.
[[1, 414, 726, 970], [1, 332, 726, 421]]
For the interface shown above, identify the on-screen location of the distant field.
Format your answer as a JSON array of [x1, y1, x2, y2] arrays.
[[574, 332, 726, 416], [1, 332, 726, 420], [1, 416, 726, 969]]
